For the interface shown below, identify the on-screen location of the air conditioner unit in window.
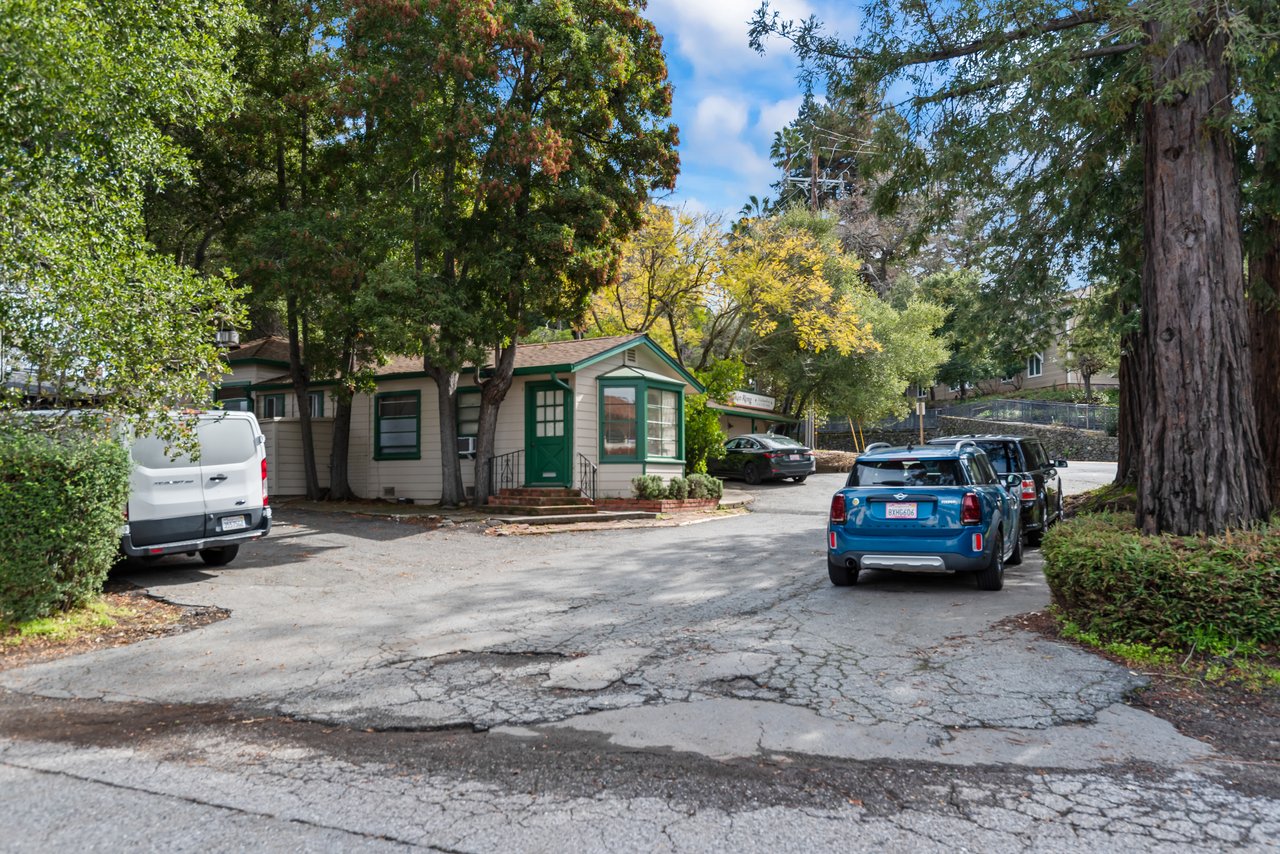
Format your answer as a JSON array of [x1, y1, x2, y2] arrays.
[[458, 436, 477, 457]]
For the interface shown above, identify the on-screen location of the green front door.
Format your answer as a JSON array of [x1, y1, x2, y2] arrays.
[[525, 381, 572, 486]]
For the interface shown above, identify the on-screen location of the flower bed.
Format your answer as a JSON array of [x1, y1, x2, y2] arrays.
[[596, 497, 720, 513]]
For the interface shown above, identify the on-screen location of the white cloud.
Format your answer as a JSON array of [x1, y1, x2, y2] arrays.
[[755, 95, 805, 141], [693, 94, 749, 140], [646, 0, 813, 76]]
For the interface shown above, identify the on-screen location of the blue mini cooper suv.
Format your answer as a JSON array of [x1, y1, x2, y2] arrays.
[[827, 440, 1023, 590]]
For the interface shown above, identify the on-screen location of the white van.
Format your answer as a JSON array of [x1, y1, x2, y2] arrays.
[[121, 411, 272, 566]]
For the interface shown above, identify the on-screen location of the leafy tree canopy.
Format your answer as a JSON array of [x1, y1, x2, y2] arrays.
[[0, 0, 248, 431]]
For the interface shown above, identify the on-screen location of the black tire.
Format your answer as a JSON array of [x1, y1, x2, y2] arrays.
[[792, 475, 808, 483], [828, 557, 858, 587], [1025, 529, 1044, 548], [199, 545, 239, 567], [1007, 526, 1024, 566], [744, 461, 765, 485], [976, 531, 1005, 591]]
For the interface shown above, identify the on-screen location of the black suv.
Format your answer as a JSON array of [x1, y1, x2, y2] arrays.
[[927, 434, 1067, 546]]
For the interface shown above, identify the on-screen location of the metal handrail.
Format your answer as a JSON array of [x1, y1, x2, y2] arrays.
[[577, 453, 597, 502], [489, 449, 523, 495]]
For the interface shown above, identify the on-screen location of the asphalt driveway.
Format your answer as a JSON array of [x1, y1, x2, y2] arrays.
[[3, 461, 1277, 850]]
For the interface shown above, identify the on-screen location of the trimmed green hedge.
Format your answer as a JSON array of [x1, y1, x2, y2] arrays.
[[0, 426, 131, 622], [1042, 512, 1280, 648]]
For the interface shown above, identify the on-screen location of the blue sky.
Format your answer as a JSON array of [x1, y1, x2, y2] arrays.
[[644, 0, 859, 219]]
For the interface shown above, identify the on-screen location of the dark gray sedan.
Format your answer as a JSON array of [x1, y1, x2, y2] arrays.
[[709, 433, 816, 484]]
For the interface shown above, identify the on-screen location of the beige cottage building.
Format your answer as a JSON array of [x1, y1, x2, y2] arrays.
[[217, 334, 703, 502]]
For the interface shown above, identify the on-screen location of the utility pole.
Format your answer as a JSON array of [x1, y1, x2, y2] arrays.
[[810, 141, 819, 211]]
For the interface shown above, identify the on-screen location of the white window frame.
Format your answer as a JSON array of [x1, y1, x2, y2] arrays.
[[1027, 352, 1044, 378]]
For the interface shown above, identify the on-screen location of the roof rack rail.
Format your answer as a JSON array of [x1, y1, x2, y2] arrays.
[[954, 439, 979, 453], [863, 442, 891, 454]]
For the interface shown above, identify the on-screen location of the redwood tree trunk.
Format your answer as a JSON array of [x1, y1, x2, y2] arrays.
[[1114, 343, 1140, 486], [1247, 201, 1280, 508], [1136, 16, 1271, 533]]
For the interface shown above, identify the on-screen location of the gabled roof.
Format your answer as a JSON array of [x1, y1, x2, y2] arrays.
[[226, 336, 290, 366], [232, 333, 704, 393]]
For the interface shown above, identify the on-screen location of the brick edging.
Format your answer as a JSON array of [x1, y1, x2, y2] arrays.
[[596, 498, 721, 512]]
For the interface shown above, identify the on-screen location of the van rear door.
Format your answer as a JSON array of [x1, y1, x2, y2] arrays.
[[128, 435, 206, 547], [197, 415, 263, 537]]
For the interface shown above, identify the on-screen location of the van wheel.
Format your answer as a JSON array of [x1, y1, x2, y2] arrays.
[[976, 532, 1005, 591], [199, 545, 239, 567], [1025, 530, 1044, 548], [828, 557, 858, 587]]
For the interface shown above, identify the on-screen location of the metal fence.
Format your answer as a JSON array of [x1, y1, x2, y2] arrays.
[[818, 398, 1118, 434], [819, 411, 940, 433], [943, 398, 1118, 432]]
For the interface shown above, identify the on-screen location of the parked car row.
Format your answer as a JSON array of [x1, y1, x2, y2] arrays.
[[708, 433, 816, 484], [825, 433, 1067, 591]]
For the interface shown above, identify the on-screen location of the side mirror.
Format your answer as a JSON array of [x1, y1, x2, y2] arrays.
[[1005, 473, 1021, 488], [1056, 459, 1068, 468]]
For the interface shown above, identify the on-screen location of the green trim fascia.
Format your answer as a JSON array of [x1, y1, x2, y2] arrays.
[[227, 357, 290, 369], [572, 335, 704, 393], [248, 379, 340, 392], [373, 389, 421, 461]]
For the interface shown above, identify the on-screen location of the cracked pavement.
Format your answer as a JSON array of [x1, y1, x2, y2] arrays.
[[2, 464, 1277, 851]]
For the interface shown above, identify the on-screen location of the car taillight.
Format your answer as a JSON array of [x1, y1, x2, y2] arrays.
[[830, 494, 847, 524], [765, 451, 784, 459], [961, 493, 981, 525], [1020, 478, 1035, 501], [261, 457, 269, 507]]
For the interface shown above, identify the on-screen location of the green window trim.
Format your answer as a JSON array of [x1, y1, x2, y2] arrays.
[[374, 390, 421, 461], [259, 393, 286, 419], [598, 379, 685, 465]]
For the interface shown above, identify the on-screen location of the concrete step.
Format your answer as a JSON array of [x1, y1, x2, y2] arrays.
[[491, 504, 600, 517], [488, 495, 594, 508], [497, 487, 583, 498], [492, 510, 657, 525]]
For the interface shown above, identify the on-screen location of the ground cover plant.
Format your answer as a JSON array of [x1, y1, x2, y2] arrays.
[[0, 426, 131, 622], [1042, 510, 1279, 687]]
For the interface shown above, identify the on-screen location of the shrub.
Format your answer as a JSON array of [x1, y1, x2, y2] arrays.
[[666, 476, 689, 500], [1041, 513, 1280, 648], [686, 472, 723, 500], [0, 425, 132, 623], [631, 474, 667, 500]]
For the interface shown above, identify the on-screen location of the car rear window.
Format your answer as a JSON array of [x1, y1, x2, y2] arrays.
[[762, 435, 804, 448], [977, 442, 1017, 474], [130, 417, 256, 469], [197, 417, 257, 466], [851, 459, 964, 487]]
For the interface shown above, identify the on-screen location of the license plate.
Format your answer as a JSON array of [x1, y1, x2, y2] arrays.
[[788, 454, 802, 461], [220, 515, 248, 532], [885, 502, 918, 520]]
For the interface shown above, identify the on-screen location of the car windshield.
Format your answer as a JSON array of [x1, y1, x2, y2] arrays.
[[762, 435, 803, 448], [852, 458, 963, 487]]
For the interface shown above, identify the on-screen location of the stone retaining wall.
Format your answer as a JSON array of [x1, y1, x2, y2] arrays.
[[817, 416, 1118, 462]]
